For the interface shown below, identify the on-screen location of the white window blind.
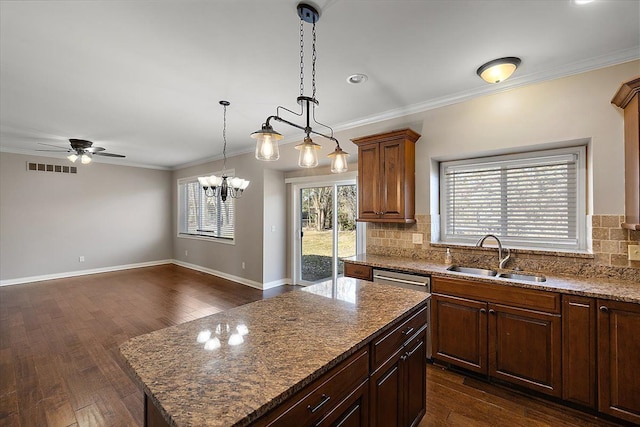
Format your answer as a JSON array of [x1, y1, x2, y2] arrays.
[[178, 177, 235, 241], [440, 147, 586, 250]]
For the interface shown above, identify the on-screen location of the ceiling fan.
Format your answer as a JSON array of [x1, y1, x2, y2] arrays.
[[37, 138, 126, 164]]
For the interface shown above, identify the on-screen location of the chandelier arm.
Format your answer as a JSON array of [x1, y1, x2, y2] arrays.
[[311, 108, 335, 140], [275, 103, 304, 119]]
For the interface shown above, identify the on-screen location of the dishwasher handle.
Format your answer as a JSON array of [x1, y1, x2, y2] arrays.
[[373, 274, 428, 287]]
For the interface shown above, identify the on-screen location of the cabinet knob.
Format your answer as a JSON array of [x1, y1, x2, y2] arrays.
[[599, 305, 609, 312], [488, 309, 496, 315], [480, 308, 486, 314]]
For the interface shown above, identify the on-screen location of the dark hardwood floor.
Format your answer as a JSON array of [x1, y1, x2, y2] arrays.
[[0, 265, 624, 426]]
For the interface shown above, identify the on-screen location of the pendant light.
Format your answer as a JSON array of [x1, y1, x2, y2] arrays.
[[198, 101, 250, 202], [476, 57, 521, 84], [251, 3, 349, 173]]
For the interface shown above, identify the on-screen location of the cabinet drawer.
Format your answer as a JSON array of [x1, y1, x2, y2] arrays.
[[433, 277, 560, 313], [259, 348, 370, 427], [344, 263, 373, 281], [372, 305, 428, 370]]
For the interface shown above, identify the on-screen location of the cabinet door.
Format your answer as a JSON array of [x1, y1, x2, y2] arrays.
[[379, 140, 405, 219], [369, 355, 402, 427], [404, 332, 426, 427], [316, 380, 369, 427], [432, 294, 487, 374], [562, 295, 596, 408], [488, 304, 561, 397], [357, 142, 380, 220], [597, 299, 640, 424]]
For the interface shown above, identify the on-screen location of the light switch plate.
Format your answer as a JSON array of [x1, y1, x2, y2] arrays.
[[629, 245, 640, 261], [412, 233, 423, 244]]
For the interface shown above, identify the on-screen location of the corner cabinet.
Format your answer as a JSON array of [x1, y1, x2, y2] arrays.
[[352, 129, 420, 223], [611, 76, 640, 230]]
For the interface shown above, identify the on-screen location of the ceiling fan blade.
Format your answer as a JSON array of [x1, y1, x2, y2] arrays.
[[36, 149, 70, 152], [38, 142, 68, 149], [85, 146, 106, 153], [94, 152, 126, 158]]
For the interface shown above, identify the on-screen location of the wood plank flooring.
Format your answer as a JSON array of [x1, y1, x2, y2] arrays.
[[0, 265, 625, 426]]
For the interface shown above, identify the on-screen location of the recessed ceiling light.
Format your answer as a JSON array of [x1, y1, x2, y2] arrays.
[[347, 74, 368, 84], [573, 0, 595, 4]]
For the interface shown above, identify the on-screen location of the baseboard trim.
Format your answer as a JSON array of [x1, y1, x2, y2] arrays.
[[172, 260, 265, 290], [0, 260, 174, 287]]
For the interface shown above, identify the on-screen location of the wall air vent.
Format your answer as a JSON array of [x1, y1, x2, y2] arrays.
[[27, 162, 77, 174]]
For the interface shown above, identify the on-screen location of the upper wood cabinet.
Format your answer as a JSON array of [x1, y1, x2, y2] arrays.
[[352, 129, 421, 223], [612, 77, 640, 230]]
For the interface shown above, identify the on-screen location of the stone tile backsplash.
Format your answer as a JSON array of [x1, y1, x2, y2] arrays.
[[366, 214, 639, 283]]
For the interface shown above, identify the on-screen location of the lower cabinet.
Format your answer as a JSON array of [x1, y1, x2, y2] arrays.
[[597, 299, 640, 424], [370, 328, 426, 427], [431, 278, 562, 397]]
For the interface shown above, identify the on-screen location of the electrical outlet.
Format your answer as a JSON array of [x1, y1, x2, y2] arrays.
[[185, 250, 188, 256], [242, 262, 246, 270], [412, 233, 423, 244], [629, 245, 640, 261], [271, 225, 276, 232], [79, 256, 85, 262]]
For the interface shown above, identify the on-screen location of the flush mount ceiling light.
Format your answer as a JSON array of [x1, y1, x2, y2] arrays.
[[476, 57, 521, 84], [198, 101, 250, 202], [347, 73, 368, 84], [251, 3, 349, 173]]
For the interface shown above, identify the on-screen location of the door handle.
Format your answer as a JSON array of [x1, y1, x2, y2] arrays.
[[488, 309, 496, 314], [307, 394, 331, 413], [599, 305, 609, 312]]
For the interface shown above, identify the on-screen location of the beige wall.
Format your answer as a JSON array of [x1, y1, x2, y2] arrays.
[[0, 152, 173, 282]]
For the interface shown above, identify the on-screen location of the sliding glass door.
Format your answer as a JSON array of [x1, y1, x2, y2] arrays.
[[295, 180, 359, 284]]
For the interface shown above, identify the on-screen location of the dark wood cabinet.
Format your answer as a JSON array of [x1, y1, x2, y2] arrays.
[[370, 329, 427, 427], [431, 294, 487, 374], [352, 129, 420, 223], [562, 295, 597, 408], [431, 277, 562, 397], [488, 303, 562, 397], [343, 262, 373, 281], [370, 305, 428, 427], [597, 299, 640, 424], [611, 77, 640, 230]]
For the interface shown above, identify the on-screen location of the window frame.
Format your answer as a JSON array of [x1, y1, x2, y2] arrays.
[[177, 171, 236, 244], [439, 146, 587, 251]]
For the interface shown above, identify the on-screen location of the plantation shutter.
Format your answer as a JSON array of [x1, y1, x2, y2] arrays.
[[441, 150, 582, 248]]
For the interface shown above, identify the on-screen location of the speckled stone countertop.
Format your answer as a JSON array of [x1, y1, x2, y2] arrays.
[[346, 254, 640, 304], [119, 277, 429, 427]]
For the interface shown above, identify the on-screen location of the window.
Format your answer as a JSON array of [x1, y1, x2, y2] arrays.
[[440, 146, 586, 250], [178, 175, 235, 241]]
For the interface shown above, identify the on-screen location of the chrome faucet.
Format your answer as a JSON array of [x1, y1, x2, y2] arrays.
[[475, 234, 511, 269]]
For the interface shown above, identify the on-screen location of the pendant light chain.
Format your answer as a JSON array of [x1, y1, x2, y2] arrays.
[[222, 102, 228, 173], [299, 20, 305, 97], [312, 21, 317, 100]]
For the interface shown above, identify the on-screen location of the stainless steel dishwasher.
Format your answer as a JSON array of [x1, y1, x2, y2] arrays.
[[372, 268, 432, 359]]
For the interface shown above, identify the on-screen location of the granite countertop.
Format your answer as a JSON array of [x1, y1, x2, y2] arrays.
[[119, 277, 430, 427], [345, 254, 640, 304]]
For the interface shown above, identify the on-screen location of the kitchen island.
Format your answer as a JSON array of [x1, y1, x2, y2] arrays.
[[119, 277, 430, 427]]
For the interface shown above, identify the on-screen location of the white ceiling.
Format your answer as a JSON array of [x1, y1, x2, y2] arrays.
[[1, 0, 639, 170]]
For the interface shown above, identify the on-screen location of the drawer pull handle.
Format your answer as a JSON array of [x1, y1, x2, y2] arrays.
[[480, 308, 486, 314], [402, 327, 415, 336], [599, 305, 609, 312], [307, 394, 331, 413], [488, 309, 496, 314]]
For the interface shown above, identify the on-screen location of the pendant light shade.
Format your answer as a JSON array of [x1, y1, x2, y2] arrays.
[[295, 137, 321, 168], [251, 124, 282, 161], [328, 145, 349, 173], [476, 57, 521, 84]]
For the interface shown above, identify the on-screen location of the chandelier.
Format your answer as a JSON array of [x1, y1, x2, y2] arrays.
[[251, 3, 349, 173], [198, 101, 250, 202]]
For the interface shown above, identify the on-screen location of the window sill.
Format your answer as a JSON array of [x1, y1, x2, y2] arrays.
[[431, 242, 594, 260], [177, 233, 235, 245]]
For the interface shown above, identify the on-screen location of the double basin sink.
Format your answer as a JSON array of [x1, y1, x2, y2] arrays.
[[446, 265, 546, 282]]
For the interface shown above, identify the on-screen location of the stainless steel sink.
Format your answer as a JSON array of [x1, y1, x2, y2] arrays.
[[497, 272, 546, 282], [446, 265, 497, 276]]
